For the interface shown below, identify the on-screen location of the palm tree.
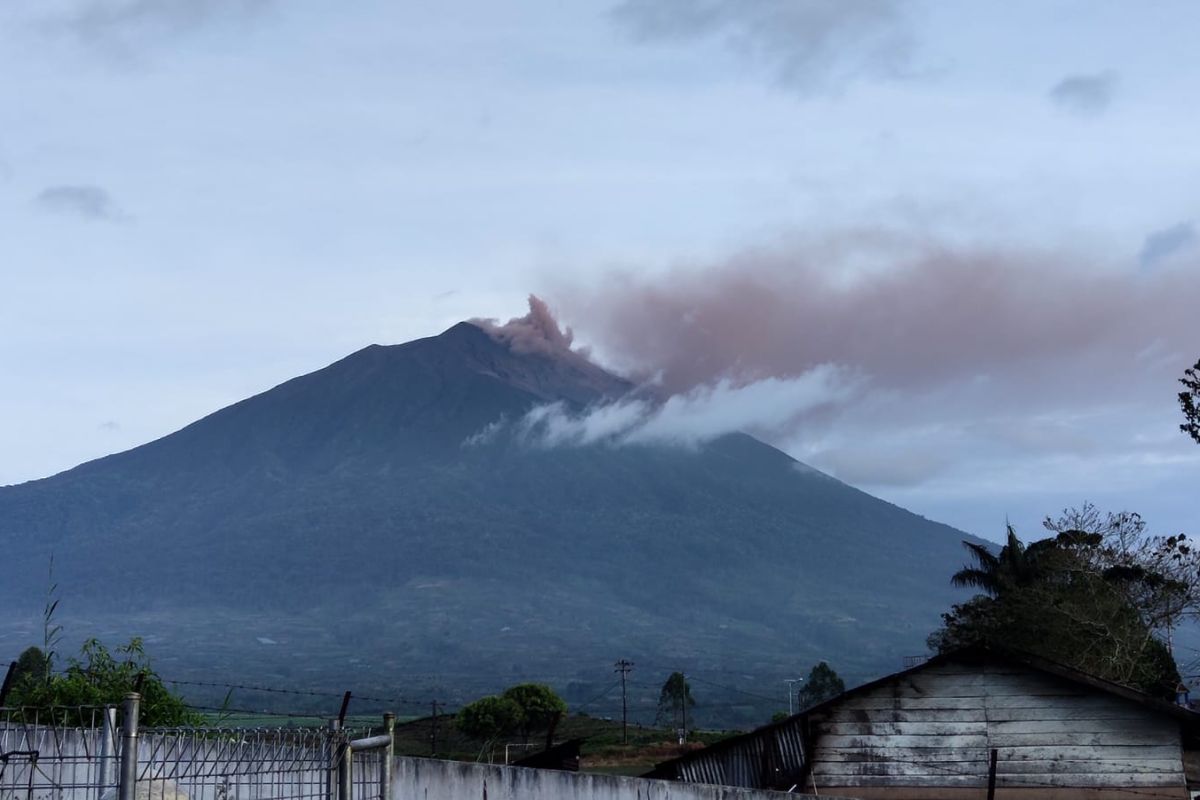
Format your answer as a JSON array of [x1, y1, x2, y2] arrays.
[[952, 526, 1057, 597]]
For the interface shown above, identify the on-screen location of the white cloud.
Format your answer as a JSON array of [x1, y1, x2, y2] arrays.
[[514, 366, 856, 448]]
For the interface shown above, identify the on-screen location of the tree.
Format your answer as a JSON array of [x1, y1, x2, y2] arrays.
[[9, 637, 196, 726], [929, 508, 1195, 699], [796, 662, 844, 709], [950, 525, 1076, 596], [1182, 358, 1200, 445], [655, 672, 695, 731], [456, 695, 522, 744], [10, 646, 49, 690], [499, 683, 567, 743]]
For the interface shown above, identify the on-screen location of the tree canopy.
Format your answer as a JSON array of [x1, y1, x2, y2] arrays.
[[456, 683, 566, 746], [1182, 358, 1200, 445], [456, 695, 522, 743], [656, 672, 695, 730], [500, 683, 567, 742], [7, 637, 196, 726], [929, 505, 1194, 699], [796, 662, 845, 709]]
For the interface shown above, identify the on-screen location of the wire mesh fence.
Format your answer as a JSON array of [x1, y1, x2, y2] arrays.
[[0, 704, 392, 800], [1, 706, 121, 800], [137, 727, 337, 800], [346, 747, 384, 800]]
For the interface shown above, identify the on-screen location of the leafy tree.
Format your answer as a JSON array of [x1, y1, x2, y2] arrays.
[[9, 637, 197, 726], [456, 695, 522, 743], [655, 672, 695, 731], [10, 646, 49, 690], [930, 507, 1194, 698], [796, 662, 844, 709], [1182, 358, 1200, 445], [499, 683, 567, 743]]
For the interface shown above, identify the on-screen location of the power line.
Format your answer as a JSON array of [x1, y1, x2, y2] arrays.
[[160, 677, 429, 708], [572, 681, 621, 718]]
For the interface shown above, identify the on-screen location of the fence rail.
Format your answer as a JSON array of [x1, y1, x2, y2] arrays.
[[0, 696, 393, 800]]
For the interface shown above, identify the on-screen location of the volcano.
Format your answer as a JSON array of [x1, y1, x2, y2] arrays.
[[0, 314, 977, 713]]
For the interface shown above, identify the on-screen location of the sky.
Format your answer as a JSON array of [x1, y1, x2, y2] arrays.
[[1, 0, 1198, 543]]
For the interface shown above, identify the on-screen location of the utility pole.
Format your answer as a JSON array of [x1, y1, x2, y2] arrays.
[[680, 674, 688, 745], [430, 701, 440, 756], [614, 660, 634, 744], [784, 678, 804, 716]]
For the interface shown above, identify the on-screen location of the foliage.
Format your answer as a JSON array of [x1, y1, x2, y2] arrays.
[[8, 637, 199, 726], [500, 683, 567, 742], [11, 646, 49, 690], [655, 672, 695, 730], [455, 683, 566, 749], [796, 662, 845, 709], [1182, 358, 1200, 445], [929, 506, 1193, 699], [42, 555, 63, 675], [456, 695, 522, 743]]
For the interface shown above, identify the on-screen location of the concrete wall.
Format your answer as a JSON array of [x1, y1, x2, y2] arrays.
[[392, 757, 821, 800]]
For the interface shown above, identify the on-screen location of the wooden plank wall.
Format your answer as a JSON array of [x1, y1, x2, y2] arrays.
[[809, 660, 1187, 799]]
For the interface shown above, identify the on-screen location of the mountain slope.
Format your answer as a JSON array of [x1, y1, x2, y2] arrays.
[[0, 321, 976, 705]]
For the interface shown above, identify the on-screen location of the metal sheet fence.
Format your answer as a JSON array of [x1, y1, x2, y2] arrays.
[[1, 705, 391, 800], [652, 715, 810, 790]]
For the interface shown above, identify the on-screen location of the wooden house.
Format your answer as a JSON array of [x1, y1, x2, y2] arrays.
[[647, 647, 1200, 799]]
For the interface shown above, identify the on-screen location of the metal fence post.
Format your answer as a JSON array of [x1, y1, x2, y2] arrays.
[[337, 740, 352, 800], [118, 693, 140, 800], [99, 705, 118, 791], [380, 713, 395, 800], [327, 719, 341, 800]]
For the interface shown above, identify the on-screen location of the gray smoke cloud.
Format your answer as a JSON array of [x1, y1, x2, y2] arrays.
[[611, 0, 914, 93], [1049, 72, 1117, 116], [33, 185, 125, 221]]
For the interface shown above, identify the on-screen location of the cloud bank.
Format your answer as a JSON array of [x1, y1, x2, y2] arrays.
[[611, 0, 914, 92]]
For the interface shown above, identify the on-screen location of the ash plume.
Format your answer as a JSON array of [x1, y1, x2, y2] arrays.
[[472, 295, 585, 360], [549, 233, 1199, 399], [470, 295, 856, 448], [540, 232, 1200, 489]]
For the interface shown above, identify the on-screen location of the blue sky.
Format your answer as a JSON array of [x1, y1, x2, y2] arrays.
[[1, 0, 1198, 542]]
